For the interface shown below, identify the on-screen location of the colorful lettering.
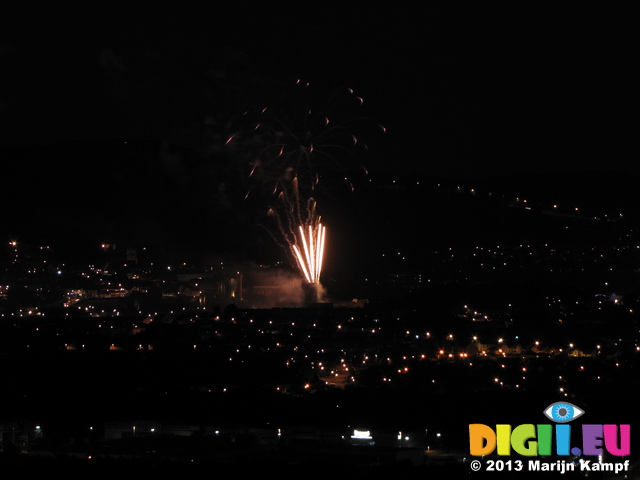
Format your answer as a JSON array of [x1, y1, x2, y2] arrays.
[[469, 423, 630, 457]]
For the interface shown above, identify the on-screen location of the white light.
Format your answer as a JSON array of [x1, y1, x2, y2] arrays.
[[351, 430, 372, 439]]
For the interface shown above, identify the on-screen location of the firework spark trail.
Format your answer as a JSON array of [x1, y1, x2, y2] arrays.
[[251, 105, 364, 195], [227, 80, 384, 201], [292, 221, 325, 284], [267, 178, 326, 284]]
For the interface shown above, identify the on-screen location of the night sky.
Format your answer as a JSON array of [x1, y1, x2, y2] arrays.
[[3, 4, 638, 171], [1, 3, 639, 257]]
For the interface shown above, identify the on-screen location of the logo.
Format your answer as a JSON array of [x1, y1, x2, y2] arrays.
[[469, 402, 630, 457], [542, 402, 584, 423]]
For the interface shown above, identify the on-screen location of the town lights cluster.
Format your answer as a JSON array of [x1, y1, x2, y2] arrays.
[[293, 222, 326, 284]]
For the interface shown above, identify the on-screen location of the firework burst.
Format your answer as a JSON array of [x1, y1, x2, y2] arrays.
[[226, 80, 383, 285], [228, 79, 384, 201], [267, 177, 326, 284]]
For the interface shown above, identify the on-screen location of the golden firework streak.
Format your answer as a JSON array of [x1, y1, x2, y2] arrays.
[[293, 222, 326, 284]]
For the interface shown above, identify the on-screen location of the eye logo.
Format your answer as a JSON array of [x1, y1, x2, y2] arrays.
[[543, 402, 584, 423]]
